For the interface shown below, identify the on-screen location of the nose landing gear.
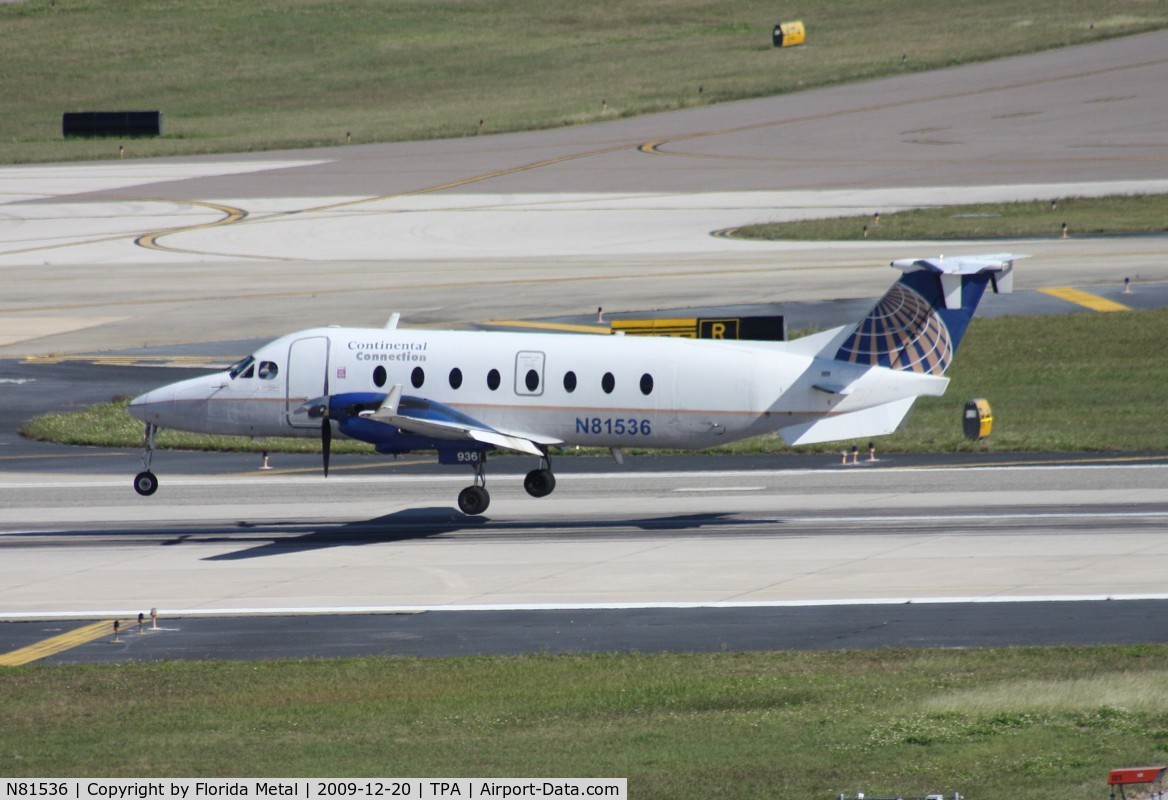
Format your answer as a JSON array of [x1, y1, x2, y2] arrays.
[[133, 423, 159, 497]]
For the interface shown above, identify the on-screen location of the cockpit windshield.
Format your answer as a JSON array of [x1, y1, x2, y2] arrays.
[[228, 355, 256, 379]]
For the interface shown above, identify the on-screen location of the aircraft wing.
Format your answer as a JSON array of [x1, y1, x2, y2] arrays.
[[361, 385, 557, 456]]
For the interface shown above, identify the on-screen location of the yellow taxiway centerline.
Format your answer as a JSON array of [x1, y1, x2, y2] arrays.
[[484, 320, 610, 334], [0, 619, 128, 667], [1039, 286, 1131, 312]]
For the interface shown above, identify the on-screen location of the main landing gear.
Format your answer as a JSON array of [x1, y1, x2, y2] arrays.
[[523, 454, 556, 498], [457, 458, 490, 516], [133, 423, 159, 497], [455, 452, 558, 516]]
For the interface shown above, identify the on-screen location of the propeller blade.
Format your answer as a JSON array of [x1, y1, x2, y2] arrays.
[[322, 417, 332, 478]]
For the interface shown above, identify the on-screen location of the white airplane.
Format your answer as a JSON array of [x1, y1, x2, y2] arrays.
[[129, 253, 1021, 515]]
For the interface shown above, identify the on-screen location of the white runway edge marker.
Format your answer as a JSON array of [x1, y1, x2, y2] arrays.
[[3, 459, 1167, 490], [5, 594, 1168, 621]]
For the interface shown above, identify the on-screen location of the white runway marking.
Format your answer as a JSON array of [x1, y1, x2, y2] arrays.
[[5, 593, 1168, 621], [674, 486, 765, 493], [1, 459, 1165, 491]]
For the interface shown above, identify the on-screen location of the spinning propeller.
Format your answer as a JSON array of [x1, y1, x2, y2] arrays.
[[297, 373, 333, 478]]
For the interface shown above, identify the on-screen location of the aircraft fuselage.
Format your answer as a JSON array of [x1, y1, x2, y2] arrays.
[[130, 326, 939, 451]]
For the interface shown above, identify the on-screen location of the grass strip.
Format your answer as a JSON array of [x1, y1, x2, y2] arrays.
[[3, 0, 1166, 163], [2, 646, 1167, 799], [22, 308, 1168, 454], [18, 396, 373, 454], [733, 195, 1168, 241]]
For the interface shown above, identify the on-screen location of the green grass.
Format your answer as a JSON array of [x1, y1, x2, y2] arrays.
[[712, 307, 1168, 454], [734, 194, 1168, 240], [22, 309, 1168, 454], [19, 396, 374, 454], [2, 646, 1167, 798], [3, 0, 1166, 163]]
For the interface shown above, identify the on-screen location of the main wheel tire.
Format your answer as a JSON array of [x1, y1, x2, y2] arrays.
[[458, 485, 490, 515], [133, 471, 159, 497], [523, 468, 556, 498]]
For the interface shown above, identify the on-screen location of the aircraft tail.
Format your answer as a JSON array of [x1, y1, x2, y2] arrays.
[[833, 253, 1023, 376]]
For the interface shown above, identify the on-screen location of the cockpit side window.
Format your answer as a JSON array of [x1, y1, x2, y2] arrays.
[[228, 355, 256, 379], [258, 361, 279, 380]]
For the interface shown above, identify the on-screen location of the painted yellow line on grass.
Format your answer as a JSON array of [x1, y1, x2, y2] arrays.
[[1039, 287, 1131, 312], [0, 619, 125, 667]]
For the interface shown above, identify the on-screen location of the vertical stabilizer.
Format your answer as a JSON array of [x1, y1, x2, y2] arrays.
[[834, 253, 1023, 375]]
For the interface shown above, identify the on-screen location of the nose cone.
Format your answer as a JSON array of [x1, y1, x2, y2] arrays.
[[128, 373, 222, 431], [128, 385, 174, 425]]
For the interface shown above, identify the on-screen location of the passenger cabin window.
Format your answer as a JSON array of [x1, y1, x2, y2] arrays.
[[258, 361, 279, 380], [563, 371, 577, 393], [487, 369, 501, 391], [601, 372, 615, 394], [525, 369, 540, 392], [373, 365, 387, 388], [640, 373, 653, 395], [411, 367, 425, 389], [449, 368, 463, 389]]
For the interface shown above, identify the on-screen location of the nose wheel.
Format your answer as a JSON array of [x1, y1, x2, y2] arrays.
[[134, 423, 159, 497], [134, 470, 159, 496]]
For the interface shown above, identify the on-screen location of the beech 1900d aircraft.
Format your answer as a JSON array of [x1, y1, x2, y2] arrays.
[[129, 253, 1022, 515]]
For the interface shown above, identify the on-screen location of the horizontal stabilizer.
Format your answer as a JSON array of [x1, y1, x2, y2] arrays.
[[779, 397, 917, 446], [892, 252, 1024, 309]]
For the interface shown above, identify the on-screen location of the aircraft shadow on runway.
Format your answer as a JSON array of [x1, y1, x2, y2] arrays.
[[201, 509, 777, 561], [201, 507, 486, 560], [1, 508, 777, 560]]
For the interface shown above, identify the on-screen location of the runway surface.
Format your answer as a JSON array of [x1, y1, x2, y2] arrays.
[[5, 457, 1168, 613], [2, 32, 1168, 662]]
